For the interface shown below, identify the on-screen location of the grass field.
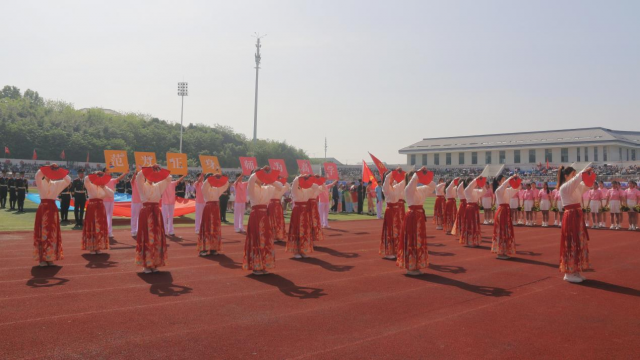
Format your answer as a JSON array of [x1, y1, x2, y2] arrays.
[[0, 190, 437, 232]]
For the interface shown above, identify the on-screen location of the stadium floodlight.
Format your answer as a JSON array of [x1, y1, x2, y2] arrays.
[[252, 33, 266, 142], [178, 82, 188, 153]]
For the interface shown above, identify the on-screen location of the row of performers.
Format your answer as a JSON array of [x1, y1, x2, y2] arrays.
[[380, 165, 614, 283]]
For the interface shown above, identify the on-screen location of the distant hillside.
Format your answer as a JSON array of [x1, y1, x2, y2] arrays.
[[0, 85, 308, 169]]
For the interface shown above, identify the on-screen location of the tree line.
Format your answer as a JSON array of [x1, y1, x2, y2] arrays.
[[0, 85, 308, 171]]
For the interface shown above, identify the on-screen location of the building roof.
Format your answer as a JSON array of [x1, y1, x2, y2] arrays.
[[399, 128, 640, 154]]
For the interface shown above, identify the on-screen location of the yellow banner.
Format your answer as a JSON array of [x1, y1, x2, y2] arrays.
[[167, 152, 188, 175], [134, 152, 157, 170], [199, 155, 221, 175], [103, 150, 129, 173]]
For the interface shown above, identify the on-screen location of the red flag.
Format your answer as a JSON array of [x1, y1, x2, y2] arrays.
[[239, 156, 258, 175], [323, 162, 339, 180], [60, 150, 65, 160], [546, 159, 549, 170], [32, 149, 37, 160], [4, 146, 9, 155], [362, 160, 379, 188], [296, 159, 314, 175], [86, 151, 90, 163], [368, 152, 388, 174]]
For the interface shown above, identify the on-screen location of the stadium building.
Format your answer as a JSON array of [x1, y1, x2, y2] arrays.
[[399, 128, 640, 169]]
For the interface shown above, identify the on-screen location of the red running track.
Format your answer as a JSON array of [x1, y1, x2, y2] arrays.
[[0, 219, 638, 359]]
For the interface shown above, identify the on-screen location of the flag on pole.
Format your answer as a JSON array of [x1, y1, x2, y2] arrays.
[[4, 146, 9, 155], [546, 159, 549, 170], [86, 151, 90, 164], [368, 152, 388, 174], [362, 160, 379, 188], [32, 149, 37, 160], [60, 150, 66, 160]]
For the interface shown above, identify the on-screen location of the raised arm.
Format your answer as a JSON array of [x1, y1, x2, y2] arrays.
[[35, 169, 43, 188]]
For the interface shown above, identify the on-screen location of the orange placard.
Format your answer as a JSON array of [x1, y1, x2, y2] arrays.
[[104, 150, 129, 173], [199, 155, 222, 175], [167, 152, 188, 175], [134, 152, 157, 170]]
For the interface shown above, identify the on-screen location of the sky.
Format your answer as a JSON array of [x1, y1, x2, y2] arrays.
[[1, 0, 639, 165]]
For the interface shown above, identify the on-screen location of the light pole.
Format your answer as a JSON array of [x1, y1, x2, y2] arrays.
[[253, 33, 266, 142], [177, 82, 188, 153]]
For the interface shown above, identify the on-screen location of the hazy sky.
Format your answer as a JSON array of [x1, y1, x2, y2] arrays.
[[2, 0, 639, 164]]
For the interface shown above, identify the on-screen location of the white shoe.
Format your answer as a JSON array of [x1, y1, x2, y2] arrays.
[[152, 268, 160, 273], [610, 225, 615, 230], [293, 254, 302, 259], [406, 270, 423, 276], [576, 273, 587, 281], [95, 250, 101, 254], [559, 222, 562, 227], [199, 251, 208, 257], [39, 262, 48, 267], [89, 251, 96, 255], [496, 254, 510, 260], [483, 220, 488, 225], [436, 226, 443, 230], [47, 261, 55, 266], [142, 267, 153, 274], [131, 232, 137, 237], [563, 273, 583, 283], [301, 254, 310, 259], [252, 271, 264, 276], [384, 255, 396, 260]]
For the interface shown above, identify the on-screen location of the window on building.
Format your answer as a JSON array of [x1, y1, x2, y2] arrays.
[[627, 148, 630, 161], [485, 151, 492, 164], [529, 149, 536, 163], [472, 152, 478, 165], [434, 153, 440, 165], [514, 150, 521, 163], [446, 153, 451, 165], [545, 149, 552, 162], [594, 147, 598, 161], [577, 147, 581, 162], [410, 154, 416, 166], [561, 148, 568, 162], [632, 149, 637, 161], [585, 147, 589, 162], [499, 151, 506, 164], [421, 154, 427, 166], [619, 147, 622, 161], [603, 146, 607, 161], [459, 152, 464, 165]]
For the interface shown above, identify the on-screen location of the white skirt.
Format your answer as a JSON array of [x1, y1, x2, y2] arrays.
[[481, 197, 493, 210], [628, 199, 637, 209], [524, 200, 534, 212], [229, 194, 235, 201], [509, 198, 519, 208], [589, 200, 601, 213], [540, 199, 550, 211], [609, 200, 621, 213]]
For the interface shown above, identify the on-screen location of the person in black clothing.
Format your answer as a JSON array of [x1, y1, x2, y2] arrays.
[[125, 179, 133, 195], [0, 170, 7, 208], [71, 168, 87, 227], [59, 182, 72, 223], [116, 179, 126, 194], [16, 171, 28, 212], [175, 181, 186, 198], [357, 181, 365, 214], [8, 172, 17, 210], [331, 183, 340, 213], [219, 186, 230, 223]]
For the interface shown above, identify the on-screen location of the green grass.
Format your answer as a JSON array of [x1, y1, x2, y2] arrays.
[[0, 192, 437, 232]]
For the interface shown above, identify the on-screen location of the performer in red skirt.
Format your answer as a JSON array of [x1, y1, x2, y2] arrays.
[[454, 178, 468, 239], [380, 170, 405, 259], [82, 172, 113, 254], [433, 178, 446, 230], [198, 174, 229, 256], [33, 165, 71, 266], [492, 175, 521, 259], [461, 176, 486, 247], [268, 177, 289, 242], [243, 166, 283, 275], [307, 175, 325, 243], [287, 175, 317, 259], [398, 167, 436, 275], [443, 178, 458, 235], [135, 165, 172, 274], [558, 166, 592, 283]]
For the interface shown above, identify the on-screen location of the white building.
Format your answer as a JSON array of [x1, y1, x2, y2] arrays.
[[399, 128, 640, 169]]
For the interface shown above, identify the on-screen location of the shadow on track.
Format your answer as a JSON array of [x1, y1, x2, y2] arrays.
[[292, 257, 354, 272], [429, 243, 446, 247], [108, 237, 136, 250], [429, 264, 467, 274], [137, 272, 193, 297], [314, 246, 359, 259], [166, 235, 197, 247], [200, 253, 243, 270], [508, 257, 557, 269], [248, 274, 326, 299], [408, 273, 512, 297], [516, 250, 542, 257], [428, 251, 455, 257], [26, 266, 69, 288], [81, 253, 118, 269], [579, 280, 640, 297]]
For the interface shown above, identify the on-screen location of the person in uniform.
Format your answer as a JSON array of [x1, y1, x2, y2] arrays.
[[71, 168, 87, 228], [16, 171, 29, 212], [219, 185, 230, 223], [175, 180, 186, 198], [0, 170, 8, 208], [8, 172, 17, 210], [59, 181, 73, 223]]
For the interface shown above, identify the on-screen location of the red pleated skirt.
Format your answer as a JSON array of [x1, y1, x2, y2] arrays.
[[492, 204, 516, 254], [380, 202, 403, 256], [397, 205, 428, 271], [307, 198, 324, 242], [33, 199, 63, 262], [286, 202, 313, 255], [455, 199, 467, 236], [268, 199, 287, 240], [559, 203, 590, 273], [82, 198, 109, 251], [198, 201, 222, 252], [136, 202, 167, 268], [443, 198, 457, 234], [433, 196, 445, 224], [461, 203, 481, 246], [399, 199, 406, 218], [243, 204, 275, 271]]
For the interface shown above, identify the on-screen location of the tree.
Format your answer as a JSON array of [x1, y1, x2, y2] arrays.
[[0, 86, 21, 100]]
